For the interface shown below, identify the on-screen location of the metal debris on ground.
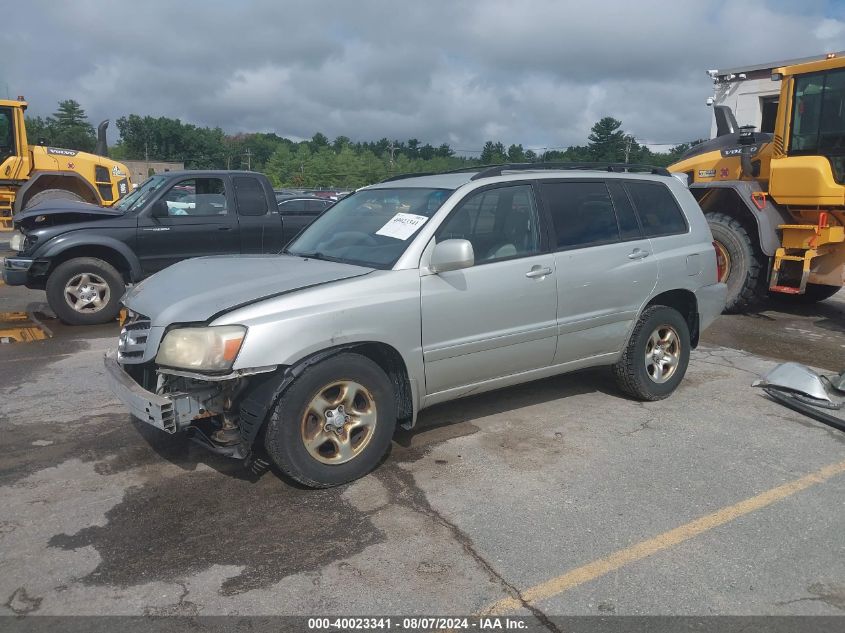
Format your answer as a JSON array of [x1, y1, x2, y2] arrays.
[[753, 362, 845, 432]]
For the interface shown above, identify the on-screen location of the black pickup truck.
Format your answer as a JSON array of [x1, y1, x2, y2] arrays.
[[3, 170, 307, 325]]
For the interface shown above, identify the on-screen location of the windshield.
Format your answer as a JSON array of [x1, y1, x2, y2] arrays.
[[285, 187, 453, 268], [113, 175, 168, 213], [790, 68, 845, 182]]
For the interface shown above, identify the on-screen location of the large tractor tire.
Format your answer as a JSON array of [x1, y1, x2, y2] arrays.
[[707, 212, 768, 313], [24, 188, 85, 210]]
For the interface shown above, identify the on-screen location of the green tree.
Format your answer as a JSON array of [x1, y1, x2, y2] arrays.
[[587, 117, 626, 161], [481, 141, 506, 164], [53, 100, 89, 127], [507, 143, 526, 162]]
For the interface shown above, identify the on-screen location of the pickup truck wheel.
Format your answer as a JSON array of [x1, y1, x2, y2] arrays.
[[263, 353, 396, 488], [613, 305, 691, 401], [707, 212, 767, 313], [24, 188, 85, 209], [45, 257, 125, 325]]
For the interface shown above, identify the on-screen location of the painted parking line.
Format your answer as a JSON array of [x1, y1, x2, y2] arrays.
[[485, 459, 845, 615]]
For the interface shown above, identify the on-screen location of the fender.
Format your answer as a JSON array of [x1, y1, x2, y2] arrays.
[[36, 231, 143, 281], [690, 180, 792, 256], [13, 170, 100, 214]]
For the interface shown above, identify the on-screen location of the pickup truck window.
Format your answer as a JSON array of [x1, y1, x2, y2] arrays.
[[163, 178, 228, 217], [234, 176, 268, 216], [114, 175, 168, 213]]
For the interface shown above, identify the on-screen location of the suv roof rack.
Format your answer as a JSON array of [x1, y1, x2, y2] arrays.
[[378, 164, 488, 184], [378, 162, 671, 185], [470, 162, 672, 180]]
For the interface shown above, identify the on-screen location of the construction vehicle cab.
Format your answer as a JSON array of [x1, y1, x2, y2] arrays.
[[0, 98, 132, 230], [670, 54, 845, 311]]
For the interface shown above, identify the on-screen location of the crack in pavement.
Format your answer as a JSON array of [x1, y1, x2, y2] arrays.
[[377, 466, 562, 633]]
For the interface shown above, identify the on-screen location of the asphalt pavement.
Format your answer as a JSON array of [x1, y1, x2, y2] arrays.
[[0, 285, 843, 619]]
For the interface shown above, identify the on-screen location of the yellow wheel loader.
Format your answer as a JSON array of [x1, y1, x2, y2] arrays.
[[0, 97, 132, 230], [670, 55, 845, 312]]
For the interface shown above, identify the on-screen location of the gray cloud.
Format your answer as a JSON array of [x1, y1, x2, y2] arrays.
[[2, 0, 843, 154]]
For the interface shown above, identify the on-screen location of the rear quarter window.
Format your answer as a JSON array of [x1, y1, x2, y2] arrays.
[[234, 176, 269, 216], [625, 181, 688, 237]]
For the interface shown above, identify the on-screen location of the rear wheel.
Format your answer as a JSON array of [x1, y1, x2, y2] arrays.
[[707, 212, 768, 313], [613, 305, 691, 401], [263, 353, 396, 488], [24, 188, 85, 209], [45, 257, 125, 325]]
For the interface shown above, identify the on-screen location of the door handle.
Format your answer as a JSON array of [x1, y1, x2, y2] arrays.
[[525, 266, 552, 279], [218, 226, 233, 231], [628, 248, 650, 260]]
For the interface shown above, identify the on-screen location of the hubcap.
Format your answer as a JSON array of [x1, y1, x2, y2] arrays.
[[645, 325, 682, 384], [300, 380, 377, 464], [714, 240, 731, 284], [64, 273, 111, 313]]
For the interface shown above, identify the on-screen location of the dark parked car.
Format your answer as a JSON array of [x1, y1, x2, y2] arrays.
[[276, 196, 334, 243], [3, 171, 289, 325]]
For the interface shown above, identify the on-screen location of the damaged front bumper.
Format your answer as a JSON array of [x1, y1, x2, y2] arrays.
[[104, 350, 250, 457], [753, 362, 845, 432]]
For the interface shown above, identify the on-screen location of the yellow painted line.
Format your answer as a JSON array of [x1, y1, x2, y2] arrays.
[[485, 459, 845, 615]]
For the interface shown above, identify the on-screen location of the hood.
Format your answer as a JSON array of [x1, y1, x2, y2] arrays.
[[14, 199, 123, 230], [123, 255, 374, 326]]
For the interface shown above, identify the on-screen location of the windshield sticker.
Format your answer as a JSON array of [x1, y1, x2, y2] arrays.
[[375, 212, 429, 240]]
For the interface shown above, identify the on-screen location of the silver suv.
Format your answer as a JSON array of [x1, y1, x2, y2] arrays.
[[106, 164, 727, 487]]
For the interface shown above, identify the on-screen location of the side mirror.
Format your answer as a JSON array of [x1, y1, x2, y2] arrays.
[[151, 200, 168, 218], [430, 239, 474, 273]]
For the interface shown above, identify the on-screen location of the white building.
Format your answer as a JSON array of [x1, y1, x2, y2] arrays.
[[707, 50, 844, 138]]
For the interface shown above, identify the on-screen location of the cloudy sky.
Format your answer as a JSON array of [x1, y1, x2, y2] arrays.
[[3, 0, 844, 154]]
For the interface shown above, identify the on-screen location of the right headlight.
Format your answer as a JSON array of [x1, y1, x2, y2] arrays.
[[10, 232, 25, 252], [155, 325, 246, 372]]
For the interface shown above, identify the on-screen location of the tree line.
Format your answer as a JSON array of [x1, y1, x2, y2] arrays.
[[26, 100, 702, 188]]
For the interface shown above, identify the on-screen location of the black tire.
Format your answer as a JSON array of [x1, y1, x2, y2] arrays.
[[263, 353, 396, 488], [24, 188, 85, 210], [613, 305, 691, 401], [771, 283, 841, 305], [45, 257, 125, 325], [707, 212, 768, 313]]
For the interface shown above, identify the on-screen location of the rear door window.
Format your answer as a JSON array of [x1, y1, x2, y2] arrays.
[[305, 199, 329, 214], [278, 199, 307, 214], [234, 176, 269, 216], [624, 181, 687, 237], [540, 181, 620, 250], [606, 181, 643, 240]]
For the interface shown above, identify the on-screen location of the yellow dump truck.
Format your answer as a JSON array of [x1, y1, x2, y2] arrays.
[[0, 97, 131, 229], [670, 54, 845, 311]]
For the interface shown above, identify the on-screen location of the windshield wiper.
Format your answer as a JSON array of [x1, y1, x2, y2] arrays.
[[292, 250, 337, 262]]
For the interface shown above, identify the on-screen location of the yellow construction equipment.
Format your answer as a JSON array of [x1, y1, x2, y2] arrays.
[[0, 97, 132, 230], [670, 54, 845, 311]]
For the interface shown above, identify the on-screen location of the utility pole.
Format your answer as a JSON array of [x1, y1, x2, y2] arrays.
[[624, 136, 633, 164], [243, 148, 252, 170], [388, 140, 396, 170]]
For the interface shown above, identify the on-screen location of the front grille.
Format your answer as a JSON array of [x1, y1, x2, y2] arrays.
[[117, 313, 151, 363]]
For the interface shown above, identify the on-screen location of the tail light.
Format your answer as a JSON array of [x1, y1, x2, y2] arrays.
[[713, 241, 726, 282]]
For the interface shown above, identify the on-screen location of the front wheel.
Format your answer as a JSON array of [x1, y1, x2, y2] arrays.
[[24, 188, 85, 210], [613, 305, 691, 401], [45, 257, 125, 325], [263, 353, 396, 488], [707, 212, 768, 313]]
